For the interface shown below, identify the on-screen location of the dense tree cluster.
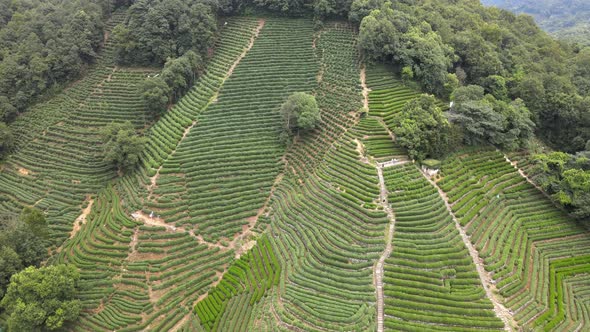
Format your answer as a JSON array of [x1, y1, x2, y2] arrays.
[[281, 92, 321, 138], [391, 94, 450, 161], [359, 4, 455, 96], [0, 0, 128, 160], [1, 264, 81, 331], [112, 0, 217, 65], [0, 0, 116, 120], [0, 208, 49, 299], [532, 151, 590, 218], [0, 122, 13, 158], [246, 0, 353, 17], [139, 51, 202, 116], [353, 0, 589, 153], [101, 121, 147, 173], [449, 85, 535, 150]]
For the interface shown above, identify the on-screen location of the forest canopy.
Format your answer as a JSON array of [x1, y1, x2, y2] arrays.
[[112, 0, 218, 65], [0, 0, 121, 118], [353, 0, 589, 154]]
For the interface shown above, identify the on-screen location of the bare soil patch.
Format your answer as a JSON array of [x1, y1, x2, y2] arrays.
[[18, 167, 31, 176], [360, 65, 371, 111], [70, 197, 94, 239]]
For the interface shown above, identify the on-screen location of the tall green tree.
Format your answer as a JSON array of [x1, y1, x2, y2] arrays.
[[0, 212, 48, 267], [281, 92, 321, 133], [113, 0, 217, 65], [0, 210, 50, 300], [358, 2, 454, 96], [0, 122, 14, 158], [19, 207, 49, 239], [100, 122, 147, 173], [1, 264, 81, 331], [139, 77, 171, 116], [0, 246, 22, 299], [0, 96, 17, 122], [349, 0, 383, 23], [450, 85, 534, 149], [392, 94, 450, 161]]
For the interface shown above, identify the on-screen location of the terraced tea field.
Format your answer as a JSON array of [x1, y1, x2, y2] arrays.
[[382, 165, 504, 331], [141, 18, 317, 243], [1, 9, 589, 332], [437, 148, 590, 331], [0, 11, 155, 246]]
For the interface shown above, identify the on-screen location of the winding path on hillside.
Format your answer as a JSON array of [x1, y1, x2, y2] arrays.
[[420, 169, 516, 331], [360, 64, 370, 111], [166, 20, 267, 332], [374, 164, 396, 332], [147, 20, 266, 197], [363, 64, 396, 332]]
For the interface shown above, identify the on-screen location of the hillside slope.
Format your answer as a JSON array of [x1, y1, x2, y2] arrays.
[[0, 11, 156, 246], [482, 0, 590, 45], [1, 8, 590, 332]]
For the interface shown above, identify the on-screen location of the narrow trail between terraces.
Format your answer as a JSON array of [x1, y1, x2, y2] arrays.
[[374, 164, 396, 332], [360, 65, 370, 110], [69, 197, 94, 239], [420, 169, 516, 331], [362, 63, 394, 332], [147, 19, 266, 195], [167, 21, 267, 332]]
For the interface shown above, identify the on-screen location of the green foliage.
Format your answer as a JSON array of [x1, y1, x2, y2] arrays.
[[281, 92, 321, 133], [482, 0, 590, 46], [100, 121, 147, 173], [391, 94, 450, 161], [359, 2, 454, 96], [349, 0, 383, 23], [0, 246, 22, 299], [481, 75, 508, 101], [138, 50, 203, 117], [0, 209, 50, 297], [354, 0, 590, 152], [532, 151, 590, 218], [0, 264, 81, 331], [0, 96, 17, 122], [112, 0, 217, 65], [0, 122, 14, 158], [0, 0, 110, 118], [450, 85, 534, 149], [139, 77, 171, 116], [19, 207, 48, 239], [400, 66, 414, 83], [443, 73, 459, 98], [314, 0, 353, 18], [161, 51, 202, 101], [252, 0, 312, 15]]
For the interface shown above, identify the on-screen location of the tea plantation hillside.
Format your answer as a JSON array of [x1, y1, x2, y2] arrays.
[[0, 11, 157, 246], [1, 8, 590, 332]]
